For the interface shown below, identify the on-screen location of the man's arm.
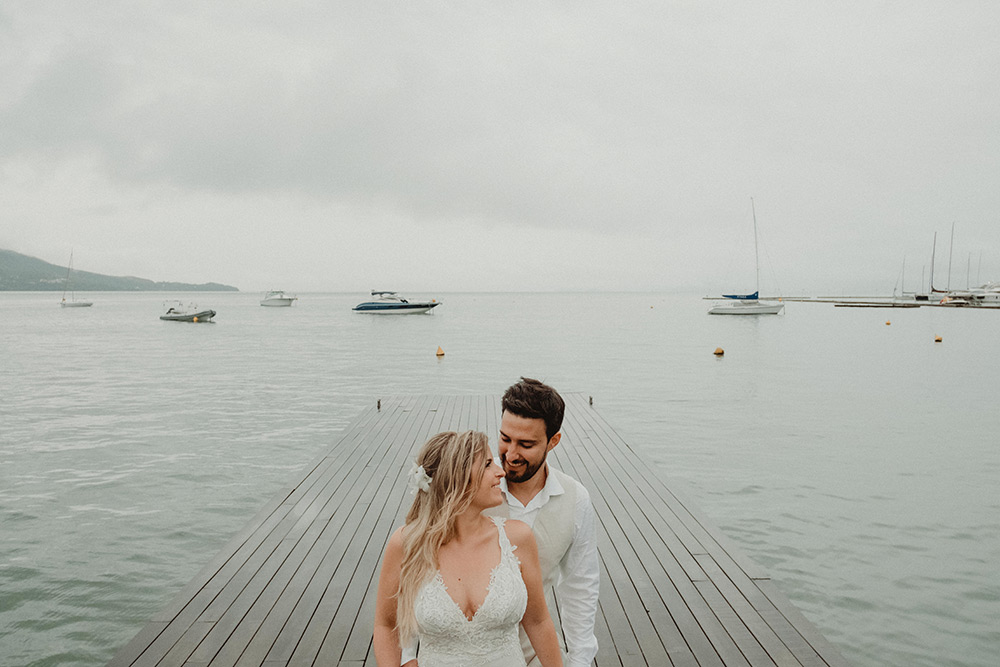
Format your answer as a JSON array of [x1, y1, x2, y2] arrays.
[[556, 486, 600, 667]]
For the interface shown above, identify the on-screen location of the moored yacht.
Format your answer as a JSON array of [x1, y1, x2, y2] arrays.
[[260, 290, 297, 307], [352, 291, 440, 314]]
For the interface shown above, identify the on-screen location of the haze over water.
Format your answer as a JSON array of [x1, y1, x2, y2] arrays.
[[1, 291, 997, 666]]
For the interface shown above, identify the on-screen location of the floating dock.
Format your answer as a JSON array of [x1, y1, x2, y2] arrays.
[[109, 394, 849, 666]]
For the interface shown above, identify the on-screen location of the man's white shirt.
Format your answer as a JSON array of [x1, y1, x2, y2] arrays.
[[500, 466, 600, 667]]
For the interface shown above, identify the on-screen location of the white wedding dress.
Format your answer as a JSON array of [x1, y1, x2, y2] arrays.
[[413, 517, 528, 667]]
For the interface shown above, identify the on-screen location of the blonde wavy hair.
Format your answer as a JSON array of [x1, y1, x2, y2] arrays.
[[395, 430, 492, 643]]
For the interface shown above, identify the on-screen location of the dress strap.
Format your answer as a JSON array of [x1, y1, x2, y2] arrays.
[[490, 516, 519, 561]]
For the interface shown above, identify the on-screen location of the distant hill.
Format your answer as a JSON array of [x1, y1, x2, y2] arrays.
[[0, 249, 239, 292]]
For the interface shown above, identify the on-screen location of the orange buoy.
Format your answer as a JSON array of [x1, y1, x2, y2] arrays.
[[436, 346, 445, 357], [934, 335, 942, 343], [886, 321, 891, 325], [713, 347, 724, 356], [193, 316, 198, 322]]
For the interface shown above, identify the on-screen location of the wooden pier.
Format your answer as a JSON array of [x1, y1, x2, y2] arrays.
[[109, 394, 849, 667]]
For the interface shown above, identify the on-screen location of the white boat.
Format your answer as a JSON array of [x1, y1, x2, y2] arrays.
[[160, 301, 216, 322], [709, 296, 784, 315], [260, 290, 297, 307], [352, 291, 440, 314], [708, 199, 784, 315], [968, 282, 1000, 304], [60, 250, 93, 308]]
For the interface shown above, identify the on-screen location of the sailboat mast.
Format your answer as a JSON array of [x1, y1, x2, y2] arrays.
[[751, 198, 760, 296], [63, 250, 73, 301], [930, 232, 937, 292], [947, 221, 955, 291]]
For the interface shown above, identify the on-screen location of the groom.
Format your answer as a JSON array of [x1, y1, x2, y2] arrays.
[[489, 377, 599, 667]]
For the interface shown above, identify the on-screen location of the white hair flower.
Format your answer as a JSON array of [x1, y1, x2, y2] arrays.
[[408, 462, 432, 495]]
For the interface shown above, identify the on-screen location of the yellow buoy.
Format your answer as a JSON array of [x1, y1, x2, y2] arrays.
[[934, 335, 942, 343], [713, 347, 724, 356], [193, 316, 198, 322], [436, 346, 445, 357]]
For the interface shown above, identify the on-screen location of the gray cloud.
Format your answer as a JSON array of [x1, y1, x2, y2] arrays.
[[2, 1, 999, 292]]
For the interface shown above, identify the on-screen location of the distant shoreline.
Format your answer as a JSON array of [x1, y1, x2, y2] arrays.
[[0, 248, 239, 292]]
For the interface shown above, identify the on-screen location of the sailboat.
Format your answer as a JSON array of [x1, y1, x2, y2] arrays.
[[60, 250, 93, 308], [708, 199, 784, 315]]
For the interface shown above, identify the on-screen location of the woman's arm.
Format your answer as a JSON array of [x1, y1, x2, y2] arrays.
[[508, 520, 563, 667], [373, 527, 405, 667]]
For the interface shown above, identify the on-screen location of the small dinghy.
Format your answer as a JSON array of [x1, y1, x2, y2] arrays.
[[160, 301, 216, 322]]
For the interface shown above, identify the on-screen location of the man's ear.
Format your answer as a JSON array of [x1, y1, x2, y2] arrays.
[[546, 432, 561, 452]]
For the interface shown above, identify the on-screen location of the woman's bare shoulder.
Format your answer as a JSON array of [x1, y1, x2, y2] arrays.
[[503, 519, 536, 546], [386, 525, 407, 553]]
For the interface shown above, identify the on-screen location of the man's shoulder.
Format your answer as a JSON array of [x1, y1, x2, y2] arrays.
[[549, 466, 587, 493], [548, 468, 592, 505]]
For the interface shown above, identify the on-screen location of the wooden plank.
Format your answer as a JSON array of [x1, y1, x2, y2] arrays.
[[694, 553, 799, 667], [567, 395, 767, 580], [150, 398, 414, 666], [557, 409, 742, 667], [283, 395, 452, 664], [336, 395, 458, 663], [105, 622, 166, 667], [591, 599, 624, 667], [550, 433, 680, 666], [753, 580, 850, 667], [157, 404, 383, 622], [592, 552, 647, 664], [121, 406, 386, 667], [109, 394, 849, 667], [189, 401, 413, 665], [316, 395, 453, 664], [284, 395, 440, 665]]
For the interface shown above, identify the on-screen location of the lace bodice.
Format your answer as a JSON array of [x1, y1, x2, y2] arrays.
[[413, 517, 528, 667]]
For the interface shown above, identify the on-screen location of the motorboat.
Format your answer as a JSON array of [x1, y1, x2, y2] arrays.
[[352, 291, 440, 314], [260, 290, 297, 307], [160, 301, 216, 322]]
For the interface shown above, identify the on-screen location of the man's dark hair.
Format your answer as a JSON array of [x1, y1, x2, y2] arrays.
[[501, 377, 565, 441]]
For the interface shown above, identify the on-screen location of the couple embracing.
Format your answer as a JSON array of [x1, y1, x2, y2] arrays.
[[374, 378, 600, 667]]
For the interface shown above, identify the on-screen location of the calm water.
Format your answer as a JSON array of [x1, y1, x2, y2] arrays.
[[1, 292, 998, 666]]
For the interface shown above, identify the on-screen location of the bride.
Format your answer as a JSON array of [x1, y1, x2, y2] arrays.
[[374, 431, 563, 667]]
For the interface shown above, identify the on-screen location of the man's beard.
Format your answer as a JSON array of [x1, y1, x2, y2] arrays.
[[501, 450, 547, 483]]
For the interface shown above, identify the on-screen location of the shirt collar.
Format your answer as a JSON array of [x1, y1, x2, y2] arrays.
[[499, 464, 565, 509]]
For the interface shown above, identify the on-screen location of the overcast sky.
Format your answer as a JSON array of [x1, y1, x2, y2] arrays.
[[2, 1, 998, 294]]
